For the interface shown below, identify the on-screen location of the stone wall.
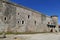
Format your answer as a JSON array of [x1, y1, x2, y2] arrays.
[[0, 0, 58, 33], [15, 6, 51, 32]]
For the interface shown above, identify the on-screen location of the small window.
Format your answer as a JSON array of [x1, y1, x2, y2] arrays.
[[28, 15, 30, 19], [22, 21, 24, 24], [35, 21, 36, 25], [18, 21, 19, 23], [4, 17, 7, 20], [48, 22, 50, 24], [18, 13, 19, 15]]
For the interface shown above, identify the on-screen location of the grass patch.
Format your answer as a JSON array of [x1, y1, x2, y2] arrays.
[[0, 33, 3, 35], [0, 32, 55, 35], [5, 32, 52, 34]]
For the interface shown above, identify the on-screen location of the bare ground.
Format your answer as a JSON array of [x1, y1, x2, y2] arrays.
[[0, 33, 60, 40]]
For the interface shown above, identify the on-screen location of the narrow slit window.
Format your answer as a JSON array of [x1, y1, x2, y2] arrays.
[[28, 15, 30, 19], [4, 17, 6, 20], [35, 21, 36, 25], [18, 21, 19, 23], [22, 21, 24, 24], [18, 13, 19, 15]]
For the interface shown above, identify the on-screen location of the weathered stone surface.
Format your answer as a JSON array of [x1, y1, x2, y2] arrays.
[[0, 0, 58, 33]]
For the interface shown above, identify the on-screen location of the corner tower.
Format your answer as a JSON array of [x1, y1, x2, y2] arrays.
[[51, 15, 58, 32], [51, 15, 58, 25]]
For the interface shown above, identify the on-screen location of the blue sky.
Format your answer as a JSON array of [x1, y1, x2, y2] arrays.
[[10, 0, 60, 24]]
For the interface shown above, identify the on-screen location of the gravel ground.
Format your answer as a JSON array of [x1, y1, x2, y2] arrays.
[[0, 33, 60, 40]]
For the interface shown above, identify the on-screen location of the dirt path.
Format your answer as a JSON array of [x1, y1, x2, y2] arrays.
[[0, 33, 60, 40]]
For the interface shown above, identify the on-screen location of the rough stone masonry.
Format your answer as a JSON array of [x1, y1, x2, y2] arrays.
[[0, 0, 58, 33]]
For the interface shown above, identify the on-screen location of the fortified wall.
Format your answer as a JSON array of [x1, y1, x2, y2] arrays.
[[0, 0, 58, 33]]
